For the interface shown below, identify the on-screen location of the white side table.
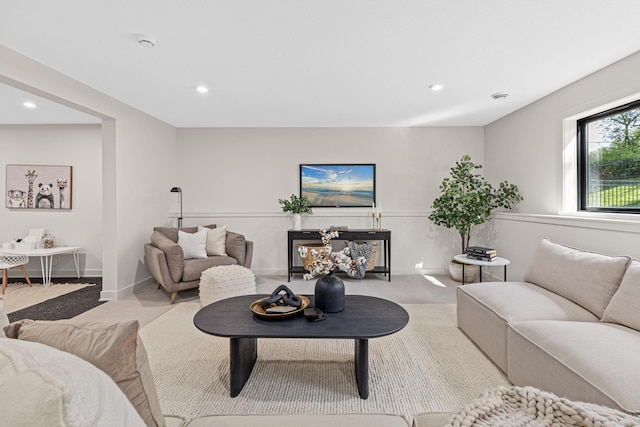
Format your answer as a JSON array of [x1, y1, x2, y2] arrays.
[[0, 246, 81, 287], [453, 254, 510, 285]]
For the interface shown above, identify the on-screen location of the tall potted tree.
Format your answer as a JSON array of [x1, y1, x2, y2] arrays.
[[278, 194, 313, 230], [428, 155, 522, 282]]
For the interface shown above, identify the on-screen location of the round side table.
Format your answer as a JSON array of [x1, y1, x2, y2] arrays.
[[453, 254, 510, 285]]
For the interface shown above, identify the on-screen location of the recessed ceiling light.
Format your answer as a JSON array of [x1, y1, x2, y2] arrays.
[[136, 33, 156, 48], [23, 101, 37, 109], [491, 92, 509, 100], [429, 84, 443, 92], [196, 85, 209, 94]]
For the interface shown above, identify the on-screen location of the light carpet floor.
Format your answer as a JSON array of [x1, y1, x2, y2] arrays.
[[140, 301, 509, 422], [2, 282, 92, 314]]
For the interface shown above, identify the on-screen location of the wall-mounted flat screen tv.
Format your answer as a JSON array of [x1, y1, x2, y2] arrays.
[[300, 164, 376, 207]]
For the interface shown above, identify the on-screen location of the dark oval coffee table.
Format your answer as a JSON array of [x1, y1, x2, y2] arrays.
[[194, 294, 409, 399]]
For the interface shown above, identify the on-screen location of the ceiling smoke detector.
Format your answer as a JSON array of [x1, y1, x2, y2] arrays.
[[491, 92, 509, 100], [136, 34, 156, 48]]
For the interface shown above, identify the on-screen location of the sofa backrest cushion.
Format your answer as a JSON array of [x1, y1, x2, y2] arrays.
[[153, 226, 198, 243], [226, 231, 247, 267], [602, 259, 640, 332], [153, 224, 216, 243], [151, 230, 184, 283], [523, 239, 629, 318], [0, 338, 145, 427], [4, 319, 165, 427]]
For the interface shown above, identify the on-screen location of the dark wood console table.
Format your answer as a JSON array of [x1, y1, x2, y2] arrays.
[[287, 229, 391, 282]]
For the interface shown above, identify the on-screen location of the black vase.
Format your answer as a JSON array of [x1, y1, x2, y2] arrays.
[[314, 270, 345, 313]]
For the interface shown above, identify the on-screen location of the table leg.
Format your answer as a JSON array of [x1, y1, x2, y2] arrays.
[[387, 238, 391, 282], [229, 337, 257, 397], [504, 265, 507, 282], [461, 263, 465, 286], [39, 255, 53, 287], [287, 237, 292, 282], [73, 251, 80, 278], [479, 266, 483, 283], [354, 339, 369, 399], [46, 255, 53, 287]]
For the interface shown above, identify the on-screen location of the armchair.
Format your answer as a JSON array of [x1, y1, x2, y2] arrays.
[[144, 225, 253, 304]]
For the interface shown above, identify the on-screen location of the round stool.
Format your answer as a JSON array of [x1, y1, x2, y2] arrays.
[[199, 265, 256, 307]]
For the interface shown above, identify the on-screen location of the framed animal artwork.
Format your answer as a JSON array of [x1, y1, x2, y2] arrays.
[[6, 165, 72, 210]]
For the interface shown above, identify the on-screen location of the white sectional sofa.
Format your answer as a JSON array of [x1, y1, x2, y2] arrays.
[[456, 238, 640, 415]]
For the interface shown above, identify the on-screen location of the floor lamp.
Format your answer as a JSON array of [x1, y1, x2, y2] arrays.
[[170, 187, 183, 227]]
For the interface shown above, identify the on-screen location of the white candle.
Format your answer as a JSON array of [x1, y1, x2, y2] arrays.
[[379, 203, 382, 215], [372, 201, 375, 215]]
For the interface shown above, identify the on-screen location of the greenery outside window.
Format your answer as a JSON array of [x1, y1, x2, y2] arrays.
[[578, 100, 640, 213]]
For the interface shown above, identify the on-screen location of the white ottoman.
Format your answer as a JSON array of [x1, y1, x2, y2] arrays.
[[199, 265, 256, 307]]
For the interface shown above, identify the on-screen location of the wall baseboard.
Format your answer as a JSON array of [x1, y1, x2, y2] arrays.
[[100, 276, 155, 301]]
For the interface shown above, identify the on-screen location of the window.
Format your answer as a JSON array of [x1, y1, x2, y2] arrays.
[[578, 100, 640, 213]]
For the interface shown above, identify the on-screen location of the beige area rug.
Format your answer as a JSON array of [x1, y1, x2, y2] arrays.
[[140, 302, 510, 421], [1, 282, 92, 314]]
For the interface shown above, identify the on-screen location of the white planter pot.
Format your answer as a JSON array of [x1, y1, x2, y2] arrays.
[[449, 260, 479, 283], [291, 214, 302, 230]]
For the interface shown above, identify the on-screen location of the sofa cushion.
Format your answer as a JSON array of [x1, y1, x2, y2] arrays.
[[0, 338, 145, 427], [412, 413, 452, 427], [151, 231, 184, 283], [225, 231, 247, 267], [457, 282, 598, 372], [4, 319, 165, 427], [154, 225, 216, 243], [198, 225, 227, 256], [184, 414, 409, 427], [523, 239, 629, 318], [178, 230, 208, 259], [182, 257, 238, 282], [508, 320, 640, 414], [603, 259, 640, 332]]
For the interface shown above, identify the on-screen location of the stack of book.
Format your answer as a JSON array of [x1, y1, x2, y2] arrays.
[[466, 246, 497, 261]]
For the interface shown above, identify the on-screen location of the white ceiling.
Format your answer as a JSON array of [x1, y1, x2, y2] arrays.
[[1, 1, 640, 127], [0, 83, 99, 124]]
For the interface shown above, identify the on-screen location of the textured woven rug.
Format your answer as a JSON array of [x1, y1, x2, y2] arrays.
[[140, 302, 510, 421], [2, 282, 92, 314]]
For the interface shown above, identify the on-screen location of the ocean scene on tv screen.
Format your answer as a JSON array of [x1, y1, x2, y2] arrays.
[[301, 164, 375, 207]]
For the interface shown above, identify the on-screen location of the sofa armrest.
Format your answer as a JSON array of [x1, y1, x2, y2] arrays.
[[150, 231, 184, 283], [144, 244, 174, 288], [244, 241, 253, 269]]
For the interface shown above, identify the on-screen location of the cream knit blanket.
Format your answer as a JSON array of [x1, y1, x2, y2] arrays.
[[446, 386, 640, 427]]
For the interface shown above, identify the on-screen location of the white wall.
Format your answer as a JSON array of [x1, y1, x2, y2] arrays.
[[484, 51, 640, 280], [0, 124, 102, 278], [0, 44, 178, 299], [176, 127, 484, 275]]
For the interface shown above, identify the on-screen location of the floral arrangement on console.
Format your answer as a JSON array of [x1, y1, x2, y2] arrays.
[[297, 229, 366, 280]]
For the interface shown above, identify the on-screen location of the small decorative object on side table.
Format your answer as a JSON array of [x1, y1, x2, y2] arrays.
[[43, 234, 55, 248]]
